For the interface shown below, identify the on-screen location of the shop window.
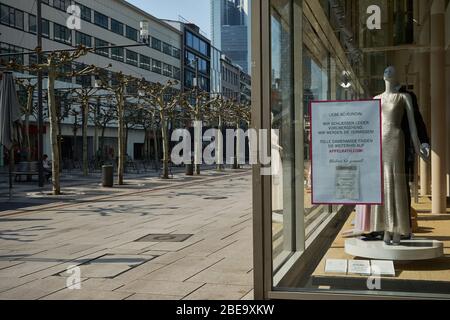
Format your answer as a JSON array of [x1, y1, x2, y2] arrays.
[[252, 0, 450, 300]]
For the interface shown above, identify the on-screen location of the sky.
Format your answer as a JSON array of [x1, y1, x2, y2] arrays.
[[128, 0, 211, 38]]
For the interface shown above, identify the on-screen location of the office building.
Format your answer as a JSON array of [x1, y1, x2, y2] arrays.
[[0, 0, 182, 162], [221, 54, 240, 101], [164, 20, 211, 93], [211, 0, 251, 74]]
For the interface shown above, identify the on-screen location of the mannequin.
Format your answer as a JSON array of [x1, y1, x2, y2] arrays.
[[371, 66, 428, 245]]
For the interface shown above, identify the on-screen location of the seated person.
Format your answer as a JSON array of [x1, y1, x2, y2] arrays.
[[42, 154, 52, 181]]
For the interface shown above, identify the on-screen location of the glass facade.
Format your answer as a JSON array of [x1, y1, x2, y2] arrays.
[[253, 0, 450, 299]]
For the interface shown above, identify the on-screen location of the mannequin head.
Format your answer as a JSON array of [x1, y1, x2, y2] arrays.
[[384, 66, 399, 84]]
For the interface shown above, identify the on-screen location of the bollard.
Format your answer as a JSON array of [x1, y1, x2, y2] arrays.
[[102, 165, 114, 187], [185, 163, 194, 176]]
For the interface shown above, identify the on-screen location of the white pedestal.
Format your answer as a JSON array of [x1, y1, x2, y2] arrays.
[[345, 238, 444, 261]]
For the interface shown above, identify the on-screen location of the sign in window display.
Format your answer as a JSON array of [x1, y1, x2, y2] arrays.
[[310, 100, 383, 205]]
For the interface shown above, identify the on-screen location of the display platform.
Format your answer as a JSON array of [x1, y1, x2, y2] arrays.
[[345, 238, 444, 261], [310, 198, 450, 293]]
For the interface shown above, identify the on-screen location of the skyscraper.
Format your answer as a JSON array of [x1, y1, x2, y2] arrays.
[[211, 0, 251, 74]]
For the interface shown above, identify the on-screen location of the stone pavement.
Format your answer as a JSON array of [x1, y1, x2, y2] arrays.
[[0, 169, 254, 300]]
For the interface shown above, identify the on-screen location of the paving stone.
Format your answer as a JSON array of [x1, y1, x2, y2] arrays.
[[0, 172, 253, 300], [143, 256, 223, 282], [116, 279, 204, 296], [183, 284, 252, 300], [186, 270, 253, 286], [125, 293, 183, 300], [41, 289, 132, 300], [0, 276, 72, 300]]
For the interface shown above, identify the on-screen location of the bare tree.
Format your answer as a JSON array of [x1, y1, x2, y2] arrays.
[[71, 87, 99, 176], [138, 80, 180, 179], [3, 46, 95, 194], [94, 71, 139, 185], [15, 79, 37, 161], [181, 89, 218, 174]]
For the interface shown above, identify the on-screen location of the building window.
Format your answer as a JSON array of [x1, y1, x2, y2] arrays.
[[53, 0, 69, 11], [126, 50, 138, 66], [163, 42, 172, 56], [111, 46, 124, 62], [0, 4, 24, 30], [94, 38, 109, 57], [0, 42, 24, 65], [172, 47, 181, 59], [152, 37, 162, 51], [186, 32, 193, 48], [94, 11, 108, 29], [152, 59, 161, 74], [54, 23, 72, 45], [76, 3, 91, 22], [29, 15, 50, 38], [140, 55, 151, 71], [125, 25, 138, 41], [199, 40, 208, 56], [111, 19, 124, 36], [75, 31, 91, 47], [173, 67, 181, 80], [162, 63, 172, 77]]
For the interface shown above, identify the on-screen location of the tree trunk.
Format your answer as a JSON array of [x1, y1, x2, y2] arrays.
[[161, 116, 169, 179], [117, 91, 125, 185], [25, 89, 33, 161], [100, 125, 106, 161], [48, 71, 61, 195], [82, 100, 89, 176], [153, 127, 159, 170], [216, 115, 223, 171]]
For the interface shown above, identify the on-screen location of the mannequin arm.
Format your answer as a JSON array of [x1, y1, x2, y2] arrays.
[[404, 94, 427, 161]]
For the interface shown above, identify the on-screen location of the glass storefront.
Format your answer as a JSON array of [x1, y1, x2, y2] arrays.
[[252, 0, 450, 299]]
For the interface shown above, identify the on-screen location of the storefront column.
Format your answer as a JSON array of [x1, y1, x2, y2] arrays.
[[446, 5, 450, 198], [419, 52, 431, 195], [430, 0, 447, 213], [418, 0, 431, 196]]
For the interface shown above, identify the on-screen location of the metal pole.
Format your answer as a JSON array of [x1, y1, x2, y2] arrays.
[[195, 58, 200, 175], [37, 0, 44, 187]]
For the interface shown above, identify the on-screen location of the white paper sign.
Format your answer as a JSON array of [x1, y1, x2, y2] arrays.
[[348, 260, 371, 276], [371, 260, 396, 277], [310, 100, 383, 205], [325, 259, 348, 274]]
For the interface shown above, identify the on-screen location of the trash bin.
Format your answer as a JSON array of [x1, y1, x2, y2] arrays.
[[102, 165, 114, 187], [185, 163, 194, 176]]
